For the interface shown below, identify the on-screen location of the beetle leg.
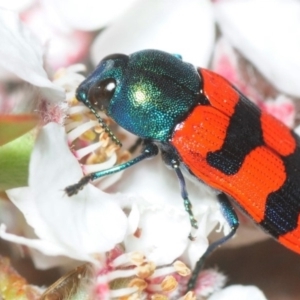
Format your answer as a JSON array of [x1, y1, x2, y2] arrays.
[[187, 193, 239, 292], [65, 141, 159, 196], [128, 137, 143, 154], [161, 150, 199, 233], [173, 165, 199, 232]]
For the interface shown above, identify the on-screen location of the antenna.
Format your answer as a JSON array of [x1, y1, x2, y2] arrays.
[[87, 103, 122, 147]]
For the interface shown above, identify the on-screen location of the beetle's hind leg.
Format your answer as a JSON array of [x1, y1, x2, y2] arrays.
[[187, 193, 239, 292]]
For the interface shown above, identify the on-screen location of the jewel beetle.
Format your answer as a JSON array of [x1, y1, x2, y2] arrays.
[[66, 49, 300, 291]]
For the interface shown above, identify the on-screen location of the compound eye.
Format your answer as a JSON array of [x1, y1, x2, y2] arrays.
[[88, 78, 116, 111]]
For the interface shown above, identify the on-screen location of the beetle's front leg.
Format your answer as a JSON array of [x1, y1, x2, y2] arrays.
[[65, 141, 159, 196]]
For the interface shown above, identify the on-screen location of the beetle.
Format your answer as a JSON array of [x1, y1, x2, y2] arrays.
[[66, 49, 300, 291]]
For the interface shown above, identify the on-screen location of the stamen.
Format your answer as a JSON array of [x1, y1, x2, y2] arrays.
[[74, 141, 103, 160], [67, 120, 98, 143], [98, 131, 110, 148], [82, 128, 96, 141], [105, 144, 120, 157], [119, 151, 131, 164], [65, 121, 84, 132], [148, 276, 178, 293], [136, 262, 156, 279], [94, 125, 106, 134], [160, 276, 178, 292], [68, 96, 80, 106], [111, 252, 145, 268], [128, 278, 148, 291], [82, 152, 117, 174], [180, 291, 196, 300], [173, 261, 191, 277], [150, 261, 190, 279], [109, 287, 138, 298], [151, 294, 168, 300], [107, 269, 137, 281], [68, 105, 90, 115]]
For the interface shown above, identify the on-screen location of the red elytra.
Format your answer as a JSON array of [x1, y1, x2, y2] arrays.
[[171, 68, 300, 255]]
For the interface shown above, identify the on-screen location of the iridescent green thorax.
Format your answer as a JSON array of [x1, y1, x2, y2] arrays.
[[76, 49, 203, 142]]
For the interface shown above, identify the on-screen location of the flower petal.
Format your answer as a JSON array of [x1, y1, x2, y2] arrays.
[[215, 0, 300, 97], [185, 236, 208, 268], [6, 187, 60, 244], [208, 285, 267, 300], [0, 224, 70, 256], [27, 248, 75, 269], [91, 0, 215, 67], [0, 8, 64, 101], [124, 200, 190, 265], [21, 6, 93, 69], [0, 0, 34, 12], [41, 0, 139, 31], [6, 123, 128, 262], [31, 123, 127, 254], [113, 156, 218, 213], [113, 155, 222, 266]]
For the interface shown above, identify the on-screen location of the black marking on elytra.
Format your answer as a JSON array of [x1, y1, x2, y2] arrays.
[[206, 94, 264, 175], [260, 132, 300, 237], [196, 71, 210, 106], [196, 91, 210, 106]]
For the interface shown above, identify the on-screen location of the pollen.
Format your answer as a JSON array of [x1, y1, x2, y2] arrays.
[[111, 251, 145, 268], [136, 262, 156, 279], [182, 291, 196, 300], [70, 113, 84, 122], [129, 252, 146, 266], [128, 278, 148, 291], [82, 129, 96, 141], [173, 261, 191, 277], [151, 294, 168, 300], [94, 124, 105, 134], [160, 275, 178, 292]]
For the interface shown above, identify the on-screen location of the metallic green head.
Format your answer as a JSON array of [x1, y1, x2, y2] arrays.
[[76, 49, 202, 142]]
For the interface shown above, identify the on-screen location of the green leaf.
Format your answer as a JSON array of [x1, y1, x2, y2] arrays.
[[0, 130, 35, 191], [0, 114, 38, 146]]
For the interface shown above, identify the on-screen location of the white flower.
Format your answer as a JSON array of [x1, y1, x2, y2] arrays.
[[0, 0, 34, 12], [40, 0, 139, 31], [208, 285, 267, 300], [111, 155, 227, 269], [214, 0, 300, 97], [91, 0, 215, 67], [1, 123, 128, 265], [0, 8, 64, 101]]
